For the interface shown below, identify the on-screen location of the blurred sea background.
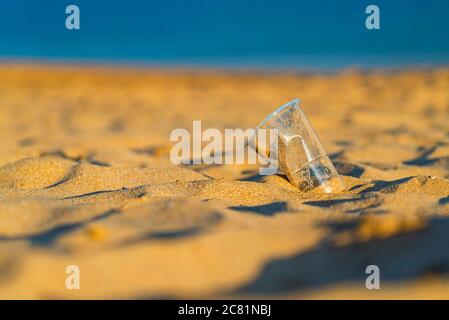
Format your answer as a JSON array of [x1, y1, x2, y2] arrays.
[[0, 0, 448, 71]]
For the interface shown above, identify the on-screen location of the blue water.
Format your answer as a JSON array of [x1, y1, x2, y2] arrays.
[[1, 0, 448, 70]]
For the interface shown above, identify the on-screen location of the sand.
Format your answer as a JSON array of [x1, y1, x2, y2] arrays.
[[0, 64, 448, 299]]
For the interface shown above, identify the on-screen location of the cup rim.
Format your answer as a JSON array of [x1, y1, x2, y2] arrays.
[[255, 98, 301, 130]]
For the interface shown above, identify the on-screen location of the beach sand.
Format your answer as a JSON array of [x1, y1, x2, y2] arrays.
[[0, 64, 448, 299]]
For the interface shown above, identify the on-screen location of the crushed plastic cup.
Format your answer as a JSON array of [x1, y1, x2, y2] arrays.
[[251, 98, 345, 193]]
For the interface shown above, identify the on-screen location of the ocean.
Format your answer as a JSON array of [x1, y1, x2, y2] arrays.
[[1, 0, 448, 70]]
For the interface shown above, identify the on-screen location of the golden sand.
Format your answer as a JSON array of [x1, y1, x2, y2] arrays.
[[0, 64, 448, 298]]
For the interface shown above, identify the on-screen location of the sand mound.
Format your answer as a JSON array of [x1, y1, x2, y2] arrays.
[[0, 157, 75, 190]]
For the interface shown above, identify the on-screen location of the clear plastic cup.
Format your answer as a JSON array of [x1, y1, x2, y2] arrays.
[[252, 98, 344, 193]]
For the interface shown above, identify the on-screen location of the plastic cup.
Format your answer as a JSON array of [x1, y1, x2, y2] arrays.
[[251, 99, 344, 193]]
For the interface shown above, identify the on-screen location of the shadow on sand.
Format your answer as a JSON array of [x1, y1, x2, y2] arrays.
[[234, 216, 449, 295]]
